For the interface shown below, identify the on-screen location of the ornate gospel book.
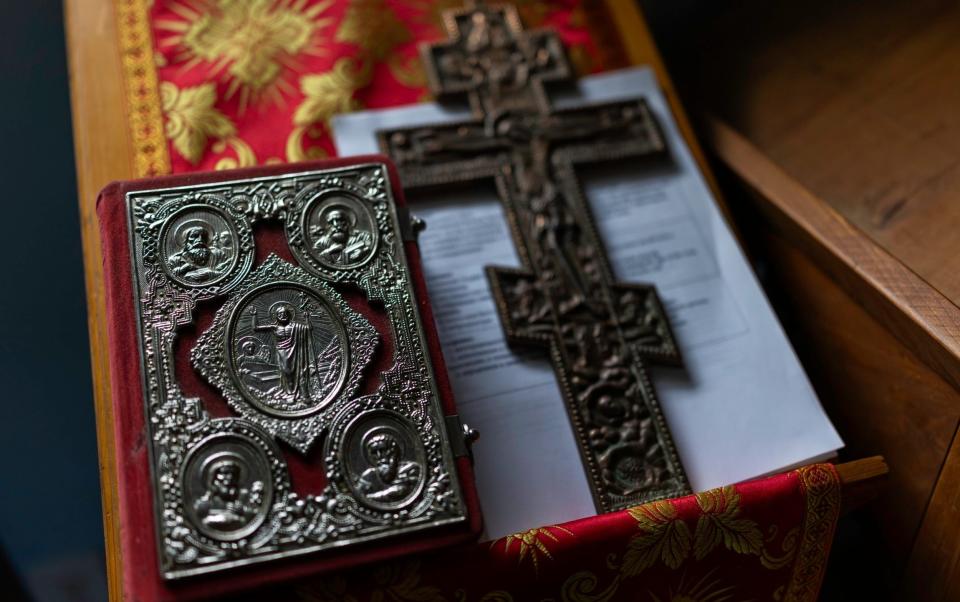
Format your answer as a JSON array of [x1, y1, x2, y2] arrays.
[[96, 156, 481, 600]]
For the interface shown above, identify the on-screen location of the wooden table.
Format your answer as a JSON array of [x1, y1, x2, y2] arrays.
[[66, 0, 887, 598], [668, 1, 960, 598]]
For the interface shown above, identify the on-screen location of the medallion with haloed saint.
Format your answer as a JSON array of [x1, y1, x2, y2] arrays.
[[342, 410, 427, 511], [303, 193, 379, 270], [159, 205, 240, 287], [180, 428, 283, 543], [227, 284, 349, 418]]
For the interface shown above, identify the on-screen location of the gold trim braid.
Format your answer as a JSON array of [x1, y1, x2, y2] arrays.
[[785, 464, 841, 602], [114, 0, 172, 177]]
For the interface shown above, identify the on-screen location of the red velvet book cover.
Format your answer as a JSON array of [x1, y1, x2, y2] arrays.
[[97, 156, 482, 602]]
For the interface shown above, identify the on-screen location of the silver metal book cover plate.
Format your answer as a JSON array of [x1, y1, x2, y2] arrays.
[[126, 164, 467, 580]]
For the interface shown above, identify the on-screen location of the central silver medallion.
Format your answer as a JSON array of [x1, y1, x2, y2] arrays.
[[193, 255, 379, 453], [229, 283, 348, 417]]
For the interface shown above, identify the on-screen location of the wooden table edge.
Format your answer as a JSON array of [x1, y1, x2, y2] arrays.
[[66, 0, 135, 599], [704, 116, 960, 394]]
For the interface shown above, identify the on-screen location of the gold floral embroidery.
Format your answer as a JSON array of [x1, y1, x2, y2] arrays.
[[285, 126, 329, 162], [293, 58, 361, 126], [561, 571, 621, 602], [288, 0, 414, 157], [562, 568, 745, 602], [160, 81, 236, 164], [340, 0, 429, 91], [212, 136, 257, 170], [622, 484, 800, 576], [693, 486, 764, 559], [622, 500, 691, 574], [336, 0, 410, 61], [286, 57, 362, 162], [156, 0, 333, 110], [761, 526, 800, 571], [494, 525, 574, 574], [387, 55, 429, 91]]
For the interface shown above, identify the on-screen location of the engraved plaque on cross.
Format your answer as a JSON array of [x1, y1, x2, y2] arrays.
[[378, 1, 690, 511]]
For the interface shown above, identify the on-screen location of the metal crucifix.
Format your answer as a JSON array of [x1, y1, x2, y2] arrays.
[[378, 2, 689, 511]]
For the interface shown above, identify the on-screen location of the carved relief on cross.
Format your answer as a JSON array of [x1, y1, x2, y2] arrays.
[[380, 2, 690, 511]]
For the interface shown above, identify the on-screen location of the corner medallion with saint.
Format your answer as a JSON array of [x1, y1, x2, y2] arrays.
[[192, 255, 380, 453], [160, 204, 242, 287], [303, 193, 378, 270], [340, 409, 427, 512], [177, 419, 290, 548]]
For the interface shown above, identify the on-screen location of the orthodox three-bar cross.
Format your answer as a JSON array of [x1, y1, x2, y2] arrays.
[[378, 2, 689, 511]]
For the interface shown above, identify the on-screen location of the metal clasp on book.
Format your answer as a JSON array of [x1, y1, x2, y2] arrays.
[[444, 414, 479, 462]]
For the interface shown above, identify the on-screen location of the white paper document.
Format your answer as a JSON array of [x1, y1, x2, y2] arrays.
[[333, 67, 843, 539]]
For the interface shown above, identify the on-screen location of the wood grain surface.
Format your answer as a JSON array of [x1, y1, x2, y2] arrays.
[[693, 21, 960, 592], [65, 0, 136, 600], [707, 119, 960, 393], [906, 429, 960, 600], [685, 0, 960, 317]]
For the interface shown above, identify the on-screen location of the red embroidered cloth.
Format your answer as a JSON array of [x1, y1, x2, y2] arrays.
[[267, 464, 840, 602], [109, 1, 842, 599]]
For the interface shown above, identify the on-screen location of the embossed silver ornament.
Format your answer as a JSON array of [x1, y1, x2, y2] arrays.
[[192, 255, 379, 452], [125, 163, 470, 580]]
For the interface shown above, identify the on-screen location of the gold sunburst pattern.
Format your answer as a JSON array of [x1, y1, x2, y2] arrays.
[[155, 0, 334, 112]]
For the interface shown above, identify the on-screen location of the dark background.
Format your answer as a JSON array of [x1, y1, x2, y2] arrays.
[[0, 0, 105, 600]]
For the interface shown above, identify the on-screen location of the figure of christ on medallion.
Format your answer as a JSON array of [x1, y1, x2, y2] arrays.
[[306, 196, 377, 269], [193, 458, 265, 531], [229, 286, 348, 417], [162, 210, 238, 286]]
